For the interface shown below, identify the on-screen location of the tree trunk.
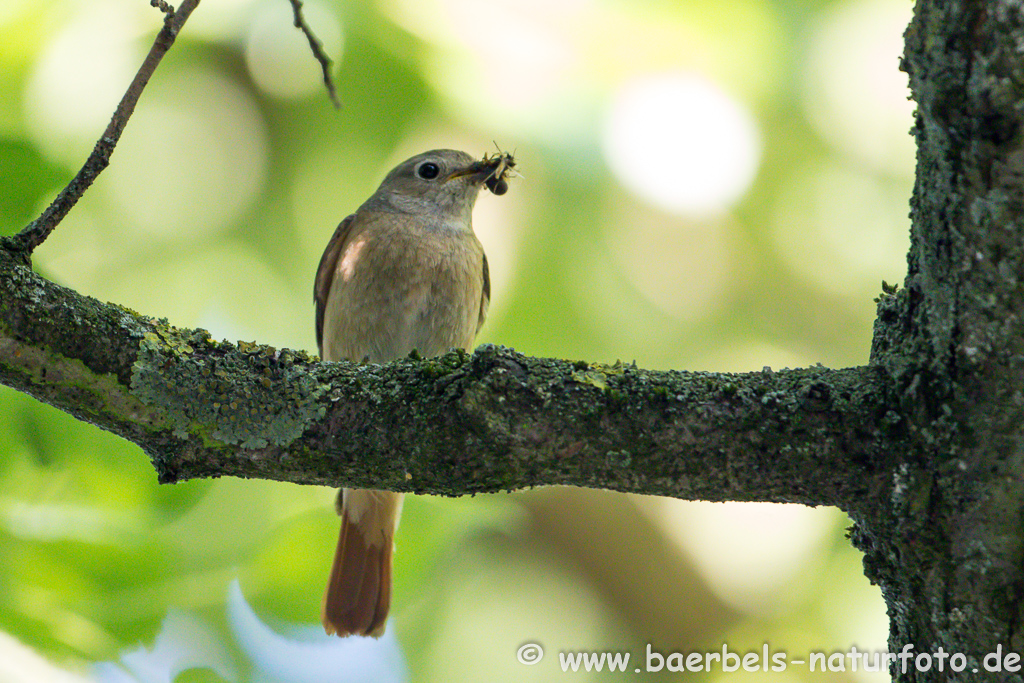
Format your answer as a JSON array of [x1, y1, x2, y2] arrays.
[[859, 0, 1024, 678]]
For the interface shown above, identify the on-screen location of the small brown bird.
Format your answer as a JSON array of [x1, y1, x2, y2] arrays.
[[314, 149, 510, 637]]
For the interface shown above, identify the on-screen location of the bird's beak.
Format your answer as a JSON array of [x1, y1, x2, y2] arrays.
[[444, 161, 492, 183]]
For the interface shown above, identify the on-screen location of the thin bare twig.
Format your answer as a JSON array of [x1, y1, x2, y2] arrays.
[[9, 0, 201, 256], [288, 0, 341, 108]]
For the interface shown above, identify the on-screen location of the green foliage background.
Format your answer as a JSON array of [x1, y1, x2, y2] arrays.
[[1, 0, 913, 680]]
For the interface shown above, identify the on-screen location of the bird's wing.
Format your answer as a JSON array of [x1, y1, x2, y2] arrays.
[[477, 252, 491, 335], [314, 214, 355, 357]]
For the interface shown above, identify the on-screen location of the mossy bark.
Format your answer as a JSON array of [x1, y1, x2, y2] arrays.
[[860, 0, 1024, 679], [0, 246, 898, 502]]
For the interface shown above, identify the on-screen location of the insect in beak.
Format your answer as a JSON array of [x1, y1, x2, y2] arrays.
[[446, 149, 519, 196]]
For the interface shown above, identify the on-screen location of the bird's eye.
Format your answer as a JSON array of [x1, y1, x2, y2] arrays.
[[417, 162, 440, 180]]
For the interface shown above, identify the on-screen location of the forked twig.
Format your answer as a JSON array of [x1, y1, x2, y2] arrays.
[[10, 0, 201, 256], [288, 0, 341, 109]]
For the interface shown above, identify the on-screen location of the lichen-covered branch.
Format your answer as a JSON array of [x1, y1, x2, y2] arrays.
[[0, 246, 901, 510]]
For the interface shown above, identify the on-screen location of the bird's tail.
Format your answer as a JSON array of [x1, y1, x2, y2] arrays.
[[321, 488, 404, 638]]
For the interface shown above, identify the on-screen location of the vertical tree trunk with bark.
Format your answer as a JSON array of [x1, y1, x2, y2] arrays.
[[862, 0, 1024, 678]]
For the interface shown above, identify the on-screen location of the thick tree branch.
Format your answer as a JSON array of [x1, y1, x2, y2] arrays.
[[0, 246, 901, 510]]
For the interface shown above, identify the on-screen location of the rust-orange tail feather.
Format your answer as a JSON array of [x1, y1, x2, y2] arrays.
[[321, 490, 398, 638]]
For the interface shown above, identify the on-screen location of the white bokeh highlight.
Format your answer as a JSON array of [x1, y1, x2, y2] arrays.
[[226, 581, 407, 683], [654, 500, 837, 613], [382, 0, 591, 143], [102, 67, 268, 240], [23, 1, 149, 164], [602, 73, 761, 217]]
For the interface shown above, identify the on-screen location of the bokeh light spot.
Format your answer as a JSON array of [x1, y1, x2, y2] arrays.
[[771, 163, 911, 297], [23, 1, 148, 164], [803, 0, 915, 175], [602, 73, 761, 217], [655, 500, 838, 614], [104, 67, 268, 240]]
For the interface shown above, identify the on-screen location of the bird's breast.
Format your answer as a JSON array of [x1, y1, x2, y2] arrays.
[[321, 219, 484, 364]]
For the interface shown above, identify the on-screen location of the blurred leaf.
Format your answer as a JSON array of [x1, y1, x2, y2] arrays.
[[0, 138, 64, 236]]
